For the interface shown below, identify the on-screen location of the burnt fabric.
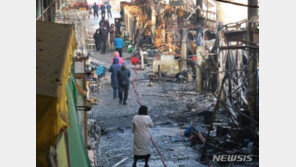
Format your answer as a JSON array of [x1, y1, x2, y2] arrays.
[[108, 57, 121, 88], [132, 115, 154, 155]]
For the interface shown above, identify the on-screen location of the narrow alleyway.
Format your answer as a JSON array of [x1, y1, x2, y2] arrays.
[[35, 0, 262, 167], [85, 12, 210, 167], [87, 11, 211, 167], [88, 49, 211, 167]]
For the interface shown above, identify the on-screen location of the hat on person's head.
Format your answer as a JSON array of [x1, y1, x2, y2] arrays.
[[114, 51, 119, 57], [122, 62, 126, 66]]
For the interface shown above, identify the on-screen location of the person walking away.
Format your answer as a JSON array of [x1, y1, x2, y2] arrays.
[[100, 25, 108, 54], [115, 18, 121, 36], [112, 51, 123, 65], [105, 19, 110, 32], [109, 57, 121, 99], [92, 2, 99, 17], [98, 26, 103, 52], [101, 4, 106, 19], [120, 7, 124, 21], [99, 17, 105, 27], [110, 24, 115, 46], [114, 34, 124, 57], [107, 3, 112, 18], [93, 29, 101, 52], [132, 105, 153, 167], [118, 62, 130, 105]]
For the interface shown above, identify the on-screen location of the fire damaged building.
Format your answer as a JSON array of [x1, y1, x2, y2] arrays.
[[36, 0, 259, 166]]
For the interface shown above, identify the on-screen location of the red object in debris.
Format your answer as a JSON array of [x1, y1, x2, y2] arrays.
[[131, 56, 139, 65], [192, 56, 197, 61]]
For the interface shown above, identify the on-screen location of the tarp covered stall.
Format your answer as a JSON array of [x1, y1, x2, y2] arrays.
[[37, 21, 90, 167]]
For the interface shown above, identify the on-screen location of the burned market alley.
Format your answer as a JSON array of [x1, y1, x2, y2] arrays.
[[36, 0, 259, 167]]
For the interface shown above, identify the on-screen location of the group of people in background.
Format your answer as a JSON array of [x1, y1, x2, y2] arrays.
[[93, 18, 109, 54], [93, 18, 123, 54], [93, 2, 123, 55], [92, 2, 112, 18]]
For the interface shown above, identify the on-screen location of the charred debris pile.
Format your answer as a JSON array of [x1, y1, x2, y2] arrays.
[[121, 0, 259, 165]]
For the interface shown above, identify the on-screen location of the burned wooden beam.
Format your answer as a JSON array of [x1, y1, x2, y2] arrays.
[[224, 30, 259, 44], [201, 76, 227, 160], [219, 45, 247, 50]]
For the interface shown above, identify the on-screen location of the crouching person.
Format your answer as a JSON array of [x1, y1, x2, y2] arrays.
[[118, 62, 130, 105], [132, 105, 154, 167]]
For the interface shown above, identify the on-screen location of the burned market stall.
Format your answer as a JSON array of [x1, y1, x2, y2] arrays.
[[120, 0, 259, 166]]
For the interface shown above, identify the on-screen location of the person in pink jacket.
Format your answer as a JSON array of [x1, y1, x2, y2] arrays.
[[112, 51, 123, 65]]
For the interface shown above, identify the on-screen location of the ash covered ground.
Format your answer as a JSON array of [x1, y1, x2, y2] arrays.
[[87, 50, 211, 167], [85, 13, 258, 167]]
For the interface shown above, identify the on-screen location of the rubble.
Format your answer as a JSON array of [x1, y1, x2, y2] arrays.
[[40, 0, 259, 166]]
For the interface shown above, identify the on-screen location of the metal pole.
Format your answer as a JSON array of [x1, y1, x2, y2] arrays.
[[83, 57, 88, 146], [180, 5, 187, 72], [151, 7, 156, 43], [195, 0, 203, 92], [247, 0, 258, 126]]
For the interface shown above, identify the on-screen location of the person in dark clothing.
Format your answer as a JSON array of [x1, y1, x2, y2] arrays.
[[101, 4, 106, 18], [93, 29, 101, 52], [99, 25, 108, 54], [92, 2, 99, 17], [107, 4, 112, 18], [118, 62, 130, 105], [99, 17, 105, 27], [105, 19, 110, 32], [109, 57, 122, 99], [115, 18, 121, 36], [120, 7, 124, 21], [109, 24, 115, 46]]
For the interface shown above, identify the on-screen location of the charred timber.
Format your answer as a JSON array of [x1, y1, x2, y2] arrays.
[[219, 45, 258, 50]]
